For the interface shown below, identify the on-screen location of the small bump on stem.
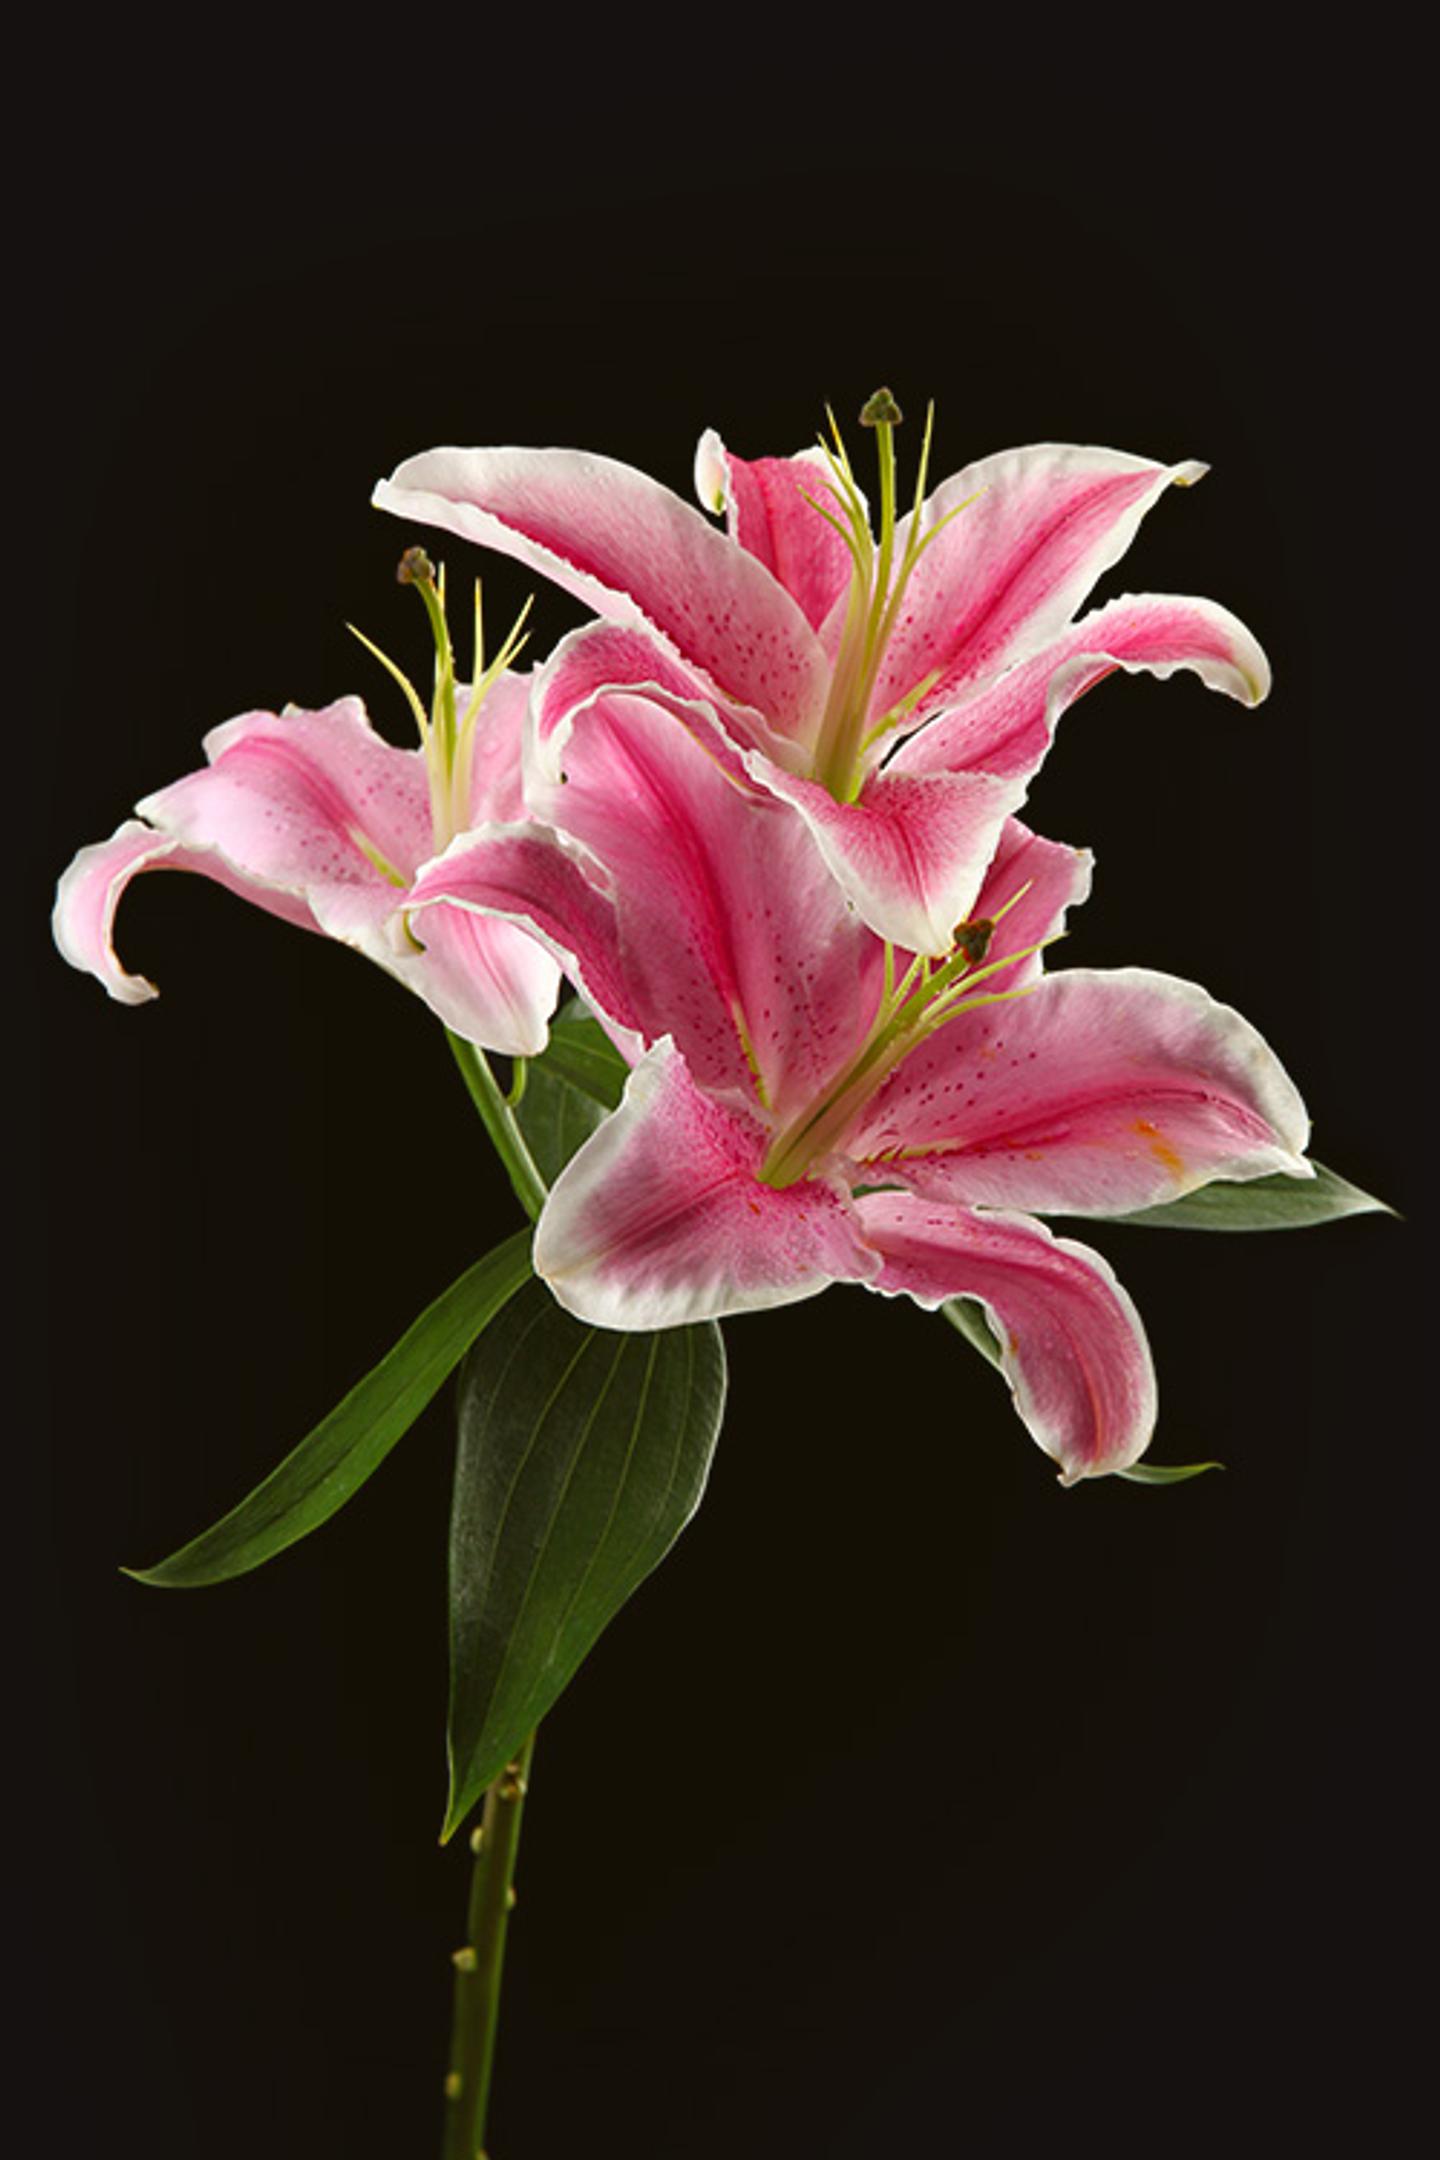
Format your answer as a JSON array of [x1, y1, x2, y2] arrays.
[[444, 2072, 464, 2101], [452, 1947, 479, 1972]]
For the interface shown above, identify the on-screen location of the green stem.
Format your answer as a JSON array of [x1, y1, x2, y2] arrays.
[[446, 1033, 549, 1222], [442, 1732, 537, 2160]]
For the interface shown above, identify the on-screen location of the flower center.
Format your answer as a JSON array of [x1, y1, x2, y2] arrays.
[[350, 547, 532, 854], [806, 389, 979, 804], [757, 886, 1050, 1190]]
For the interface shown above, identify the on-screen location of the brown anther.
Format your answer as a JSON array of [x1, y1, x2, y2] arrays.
[[396, 544, 435, 586], [953, 917, 995, 965], [859, 387, 903, 427]]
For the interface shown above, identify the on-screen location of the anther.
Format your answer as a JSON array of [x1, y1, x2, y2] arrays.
[[396, 544, 436, 587], [953, 918, 995, 965], [859, 386, 903, 427], [452, 1946, 478, 1972]]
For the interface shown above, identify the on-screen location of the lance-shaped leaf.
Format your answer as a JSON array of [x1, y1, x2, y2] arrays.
[[531, 997, 630, 1109], [127, 1231, 534, 1588], [943, 1295, 1004, 1368], [514, 998, 630, 1185], [446, 1278, 726, 1837], [1115, 1461, 1224, 1484], [1107, 1160, 1393, 1231]]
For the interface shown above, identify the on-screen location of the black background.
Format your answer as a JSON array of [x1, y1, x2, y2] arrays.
[[22, 26, 1426, 2159]]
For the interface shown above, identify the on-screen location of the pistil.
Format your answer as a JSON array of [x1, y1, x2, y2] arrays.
[[349, 550, 532, 852], [808, 390, 979, 804]]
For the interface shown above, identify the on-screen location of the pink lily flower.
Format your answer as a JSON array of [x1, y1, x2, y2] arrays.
[[375, 391, 1269, 954], [404, 694, 1311, 1482], [53, 555, 560, 1054]]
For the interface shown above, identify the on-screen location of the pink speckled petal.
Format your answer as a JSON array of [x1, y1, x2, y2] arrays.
[[694, 428, 853, 632], [856, 1193, 1157, 1481], [52, 818, 318, 1003], [965, 820, 1094, 987], [526, 621, 794, 797], [375, 445, 829, 748], [138, 699, 434, 946], [408, 824, 642, 1053], [750, 755, 1030, 956], [528, 690, 880, 1120], [870, 444, 1210, 723], [462, 669, 534, 828], [534, 1038, 879, 1329], [889, 593, 1270, 783], [849, 967, 1312, 1216], [386, 903, 558, 1056]]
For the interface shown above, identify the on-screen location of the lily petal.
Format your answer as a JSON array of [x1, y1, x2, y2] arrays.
[[872, 444, 1210, 723], [535, 1039, 880, 1328], [462, 669, 535, 827], [746, 756, 1031, 956], [389, 903, 559, 1058], [408, 824, 643, 1055], [849, 967, 1312, 1216], [694, 428, 853, 632], [856, 1193, 1157, 1481], [527, 621, 793, 792], [745, 594, 1258, 953], [138, 699, 433, 946], [968, 821, 1095, 985], [889, 593, 1270, 783], [52, 818, 317, 1003], [526, 689, 881, 1118], [54, 697, 561, 1053], [375, 445, 829, 747]]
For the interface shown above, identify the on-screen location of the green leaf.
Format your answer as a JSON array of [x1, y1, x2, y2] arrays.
[[515, 999, 631, 1184], [942, 1296, 1004, 1369], [534, 998, 629, 1109], [513, 1058, 609, 1186], [1115, 1460, 1225, 1484], [126, 1230, 534, 1589], [445, 1278, 726, 1838], [1107, 1161, 1395, 1232]]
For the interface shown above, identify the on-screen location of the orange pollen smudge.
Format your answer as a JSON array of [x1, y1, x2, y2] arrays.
[[1132, 1118, 1186, 1178]]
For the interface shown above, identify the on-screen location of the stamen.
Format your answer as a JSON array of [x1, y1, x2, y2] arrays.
[[952, 918, 994, 966], [807, 389, 984, 805], [859, 387, 903, 427], [758, 893, 1054, 1190], [353, 557, 535, 851], [345, 623, 431, 745]]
